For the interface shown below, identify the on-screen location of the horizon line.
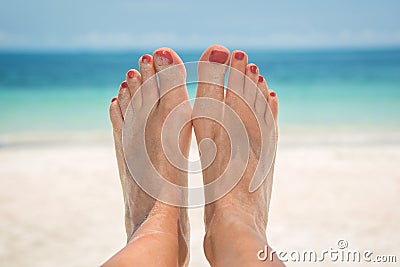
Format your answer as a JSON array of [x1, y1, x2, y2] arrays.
[[0, 45, 399, 54]]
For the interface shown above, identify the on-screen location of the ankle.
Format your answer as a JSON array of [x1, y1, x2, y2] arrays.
[[203, 210, 267, 264], [205, 203, 267, 236], [204, 211, 267, 244]]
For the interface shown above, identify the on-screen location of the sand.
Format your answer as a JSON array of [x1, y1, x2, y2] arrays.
[[0, 130, 399, 266]]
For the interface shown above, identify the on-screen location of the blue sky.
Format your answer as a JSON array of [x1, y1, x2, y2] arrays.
[[0, 0, 399, 50]]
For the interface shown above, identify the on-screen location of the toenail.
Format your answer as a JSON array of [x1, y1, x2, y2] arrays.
[[154, 50, 173, 66], [250, 65, 258, 74], [270, 91, 276, 97], [121, 81, 128, 88], [141, 55, 152, 64], [127, 70, 135, 79], [234, 52, 245, 60], [209, 50, 229, 64], [258, 75, 264, 82], [111, 97, 118, 102]]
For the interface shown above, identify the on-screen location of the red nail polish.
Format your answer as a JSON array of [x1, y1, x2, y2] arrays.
[[111, 97, 118, 102], [209, 50, 228, 64], [270, 92, 276, 97], [127, 70, 135, 78], [142, 55, 152, 64], [250, 65, 258, 74], [155, 50, 173, 65], [258, 76, 264, 82], [234, 52, 245, 60], [121, 81, 128, 88]]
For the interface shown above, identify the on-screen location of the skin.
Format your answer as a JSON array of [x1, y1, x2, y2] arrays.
[[103, 46, 283, 267], [104, 48, 191, 267], [193, 45, 283, 267]]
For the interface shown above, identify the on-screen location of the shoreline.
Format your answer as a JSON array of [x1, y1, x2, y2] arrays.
[[1, 127, 399, 148]]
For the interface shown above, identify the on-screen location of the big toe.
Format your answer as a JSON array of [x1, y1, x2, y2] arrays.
[[153, 48, 189, 108], [193, 45, 230, 130], [196, 45, 230, 102]]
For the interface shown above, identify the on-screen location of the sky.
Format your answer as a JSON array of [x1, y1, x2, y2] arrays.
[[0, 0, 399, 51]]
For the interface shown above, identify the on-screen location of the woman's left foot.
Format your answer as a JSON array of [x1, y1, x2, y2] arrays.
[[109, 48, 191, 266]]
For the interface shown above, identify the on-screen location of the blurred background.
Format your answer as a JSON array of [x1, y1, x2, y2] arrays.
[[0, 0, 399, 266]]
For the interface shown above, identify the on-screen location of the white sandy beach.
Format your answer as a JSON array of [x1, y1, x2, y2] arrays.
[[0, 130, 399, 266]]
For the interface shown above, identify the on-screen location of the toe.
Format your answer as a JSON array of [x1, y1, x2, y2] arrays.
[[126, 69, 142, 109], [110, 97, 123, 132], [231, 50, 248, 70], [257, 75, 270, 101], [254, 75, 268, 116], [139, 54, 159, 108], [225, 50, 248, 107], [193, 45, 229, 144], [196, 45, 230, 102], [153, 48, 181, 71], [267, 90, 278, 122], [153, 48, 188, 108], [243, 64, 259, 107], [117, 81, 132, 116]]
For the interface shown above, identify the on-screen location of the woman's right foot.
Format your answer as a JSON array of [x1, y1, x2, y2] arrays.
[[193, 45, 281, 266]]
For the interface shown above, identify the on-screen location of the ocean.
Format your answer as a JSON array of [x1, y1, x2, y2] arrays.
[[0, 49, 399, 135]]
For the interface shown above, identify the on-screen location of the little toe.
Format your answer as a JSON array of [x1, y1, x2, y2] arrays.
[[110, 97, 123, 133]]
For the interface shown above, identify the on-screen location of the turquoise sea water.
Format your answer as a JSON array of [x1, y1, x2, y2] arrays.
[[0, 49, 399, 134]]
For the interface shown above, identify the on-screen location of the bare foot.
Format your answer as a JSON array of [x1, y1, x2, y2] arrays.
[[193, 45, 281, 266], [109, 48, 191, 266]]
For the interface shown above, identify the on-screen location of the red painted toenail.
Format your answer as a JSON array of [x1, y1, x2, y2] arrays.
[[234, 52, 245, 60], [155, 50, 173, 65], [258, 75, 264, 82], [209, 50, 228, 64], [111, 97, 118, 102], [141, 55, 152, 64], [250, 65, 258, 74], [127, 70, 135, 78], [270, 92, 276, 97], [121, 81, 128, 88]]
